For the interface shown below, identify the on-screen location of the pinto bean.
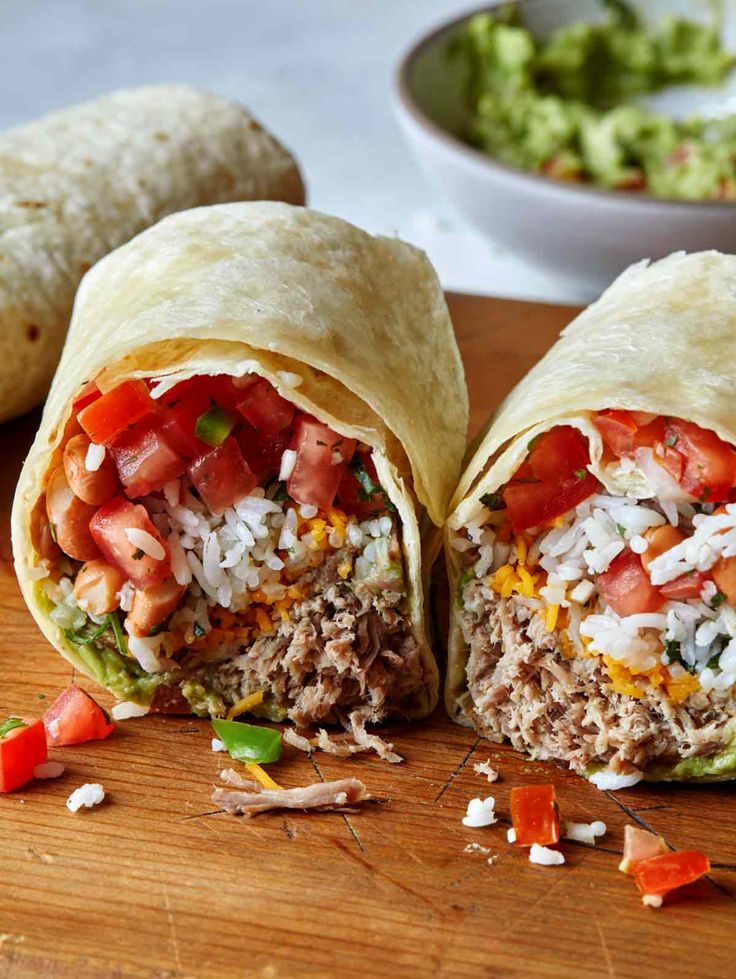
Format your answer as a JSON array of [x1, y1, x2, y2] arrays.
[[73, 560, 126, 615], [127, 578, 186, 637], [63, 434, 120, 505], [45, 467, 100, 562]]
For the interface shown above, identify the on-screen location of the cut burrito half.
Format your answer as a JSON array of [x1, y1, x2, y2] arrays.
[[447, 251, 736, 782], [0, 84, 305, 424], [13, 202, 467, 729]]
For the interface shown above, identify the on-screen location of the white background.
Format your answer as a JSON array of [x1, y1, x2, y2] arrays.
[[0, 0, 585, 302]]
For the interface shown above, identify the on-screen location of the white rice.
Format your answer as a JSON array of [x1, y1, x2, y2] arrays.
[[529, 843, 565, 866], [85, 442, 106, 472], [34, 761, 65, 780], [111, 701, 149, 720], [461, 796, 497, 828], [124, 528, 166, 561], [279, 449, 297, 481], [66, 783, 105, 812]]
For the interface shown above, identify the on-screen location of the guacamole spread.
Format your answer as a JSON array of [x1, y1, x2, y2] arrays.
[[452, 1, 736, 199]]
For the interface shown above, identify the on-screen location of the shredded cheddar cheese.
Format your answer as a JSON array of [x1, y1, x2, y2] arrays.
[[245, 762, 282, 790], [226, 690, 266, 720], [545, 604, 560, 632]]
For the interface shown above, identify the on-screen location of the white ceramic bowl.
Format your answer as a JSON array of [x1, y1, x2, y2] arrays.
[[395, 0, 736, 292]]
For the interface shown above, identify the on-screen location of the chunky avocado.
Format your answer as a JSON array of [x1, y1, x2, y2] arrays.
[[452, 1, 736, 199], [646, 741, 736, 781]]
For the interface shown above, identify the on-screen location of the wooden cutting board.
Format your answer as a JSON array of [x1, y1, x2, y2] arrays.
[[1, 294, 734, 979]]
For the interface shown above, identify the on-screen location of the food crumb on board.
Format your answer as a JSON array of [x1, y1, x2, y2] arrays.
[[66, 783, 105, 813], [33, 762, 65, 780], [507, 827, 516, 844], [563, 820, 607, 845], [211, 738, 226, 752], [463, 842, 491, 855], [462, 796, 497, 828], [473, 759, 499, 782], [529, 843, 565, 866], [642, 894, 664, 908], [111, 701, 149, 721]]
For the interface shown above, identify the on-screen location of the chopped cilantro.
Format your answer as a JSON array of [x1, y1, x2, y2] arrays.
[[37, 693, 46, 701], [617, 523, 626, 537], [664, 433, 677, 447], [65, 616, 111, 648], [712, 591, 727, 609], [109, 610, 128, 657], [351, 455, 381, 500], [0, 717, 27, 738], [480, 491, 504, 511], [664, 639, 698, 675], [270, 481, 290, 502], [193, 622, 206, 638], [574, 468, 587, 479]]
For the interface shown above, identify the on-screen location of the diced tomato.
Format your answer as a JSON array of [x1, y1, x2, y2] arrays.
[[237, 425, 290, 483], [336, 452, 386, 517], [72, 379, 101, 413], [188, 437, 257, 514], [653, 442, 685, 482], [594, 410, 667, 457], [634, 849, 710, 898], [78, 380, 157, 447], [110, 422, 187, 498], [526, 426, 589, 480], [159, 380, 212, 458], [510, 784, 560, 847], [660, 571, 710, 600], [43, 684, 113, 746], [236, 377, 295, 435], [599, 550, 665, 617], [665, 419, 736, 503], [0, 718, 47, 793], [90, 497, 170, 589], [504, 471, 599, 532], [594, 410, 638, 456], [287, 416, 357, 511], [503, 426, 599, 531]]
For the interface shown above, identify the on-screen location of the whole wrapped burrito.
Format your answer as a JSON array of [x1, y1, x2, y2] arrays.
[[0, 84, 304, 423], [13, 202, 467, 730], [446, 252, 736, 783]]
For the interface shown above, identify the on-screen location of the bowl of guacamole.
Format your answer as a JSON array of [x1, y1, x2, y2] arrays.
[[395, 0, 736, 289]]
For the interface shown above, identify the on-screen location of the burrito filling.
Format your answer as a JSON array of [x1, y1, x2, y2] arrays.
[[32, 373, 424, 723], [453, 413, 736, 776]]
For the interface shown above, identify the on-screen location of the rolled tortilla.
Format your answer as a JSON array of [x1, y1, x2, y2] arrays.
[[13, 202, 467, 726], [447, 251, 736, 782], [0, 84, 304, 423]]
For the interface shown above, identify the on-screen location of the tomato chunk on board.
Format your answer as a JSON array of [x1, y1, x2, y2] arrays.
[[510, 784, 560, 847], [110, 422, 187, 498], [43, 684, 113, 746], [188, 438, 258, 515], [78, 380, 157, 447], [598, 550, 665, 617], [287, 417, 356, 511], [236, 377, 295, 435], [634, 850, 710, 898], [665, 419, 736, 503], [0, 718, 48, 793], [90, 497, 170, 589]]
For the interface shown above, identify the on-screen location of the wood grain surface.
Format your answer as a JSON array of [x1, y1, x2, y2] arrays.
[[1, 293, 734, 979]]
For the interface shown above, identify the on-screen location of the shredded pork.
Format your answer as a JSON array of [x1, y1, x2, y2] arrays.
[[213, 768, 370, 815], [187, 549, 422, 727], [461, 582, 736, 773]]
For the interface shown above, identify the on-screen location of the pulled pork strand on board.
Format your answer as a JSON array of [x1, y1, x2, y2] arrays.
[[452, 413, 736, 778], [33, 371, 424, 725]]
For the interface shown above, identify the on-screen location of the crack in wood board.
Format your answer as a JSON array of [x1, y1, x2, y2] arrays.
[[434, 736, 481, 803], [605, 789, 736, 903], [310, 753, 367, 854]]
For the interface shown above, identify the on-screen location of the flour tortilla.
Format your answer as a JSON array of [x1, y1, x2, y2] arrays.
[[12, 202, 468, 717], [0, 84, 305, 423], [445, 250, 736, 777]]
